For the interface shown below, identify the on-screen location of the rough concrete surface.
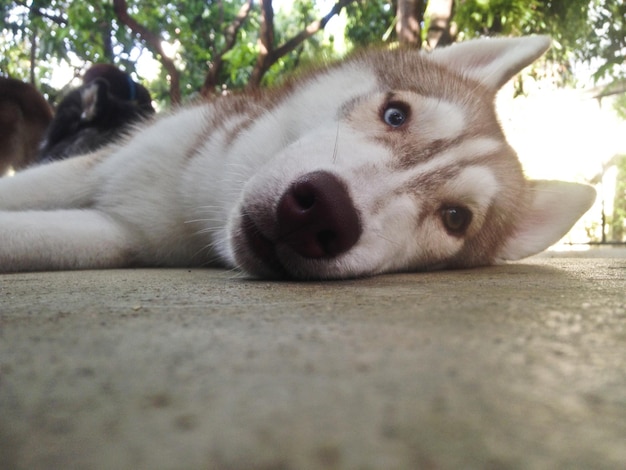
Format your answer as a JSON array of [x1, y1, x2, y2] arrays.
[[1, 248, 625, 470]]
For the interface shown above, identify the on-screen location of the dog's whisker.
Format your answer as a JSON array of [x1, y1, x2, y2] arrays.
[[194, 227, 225, 236], [372, 230, 402, 247], [332, 123, 341, 164], [226, 266, 247, 280]]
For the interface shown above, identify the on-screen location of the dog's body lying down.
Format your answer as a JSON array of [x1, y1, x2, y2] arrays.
[[0, 36, 595, 280]]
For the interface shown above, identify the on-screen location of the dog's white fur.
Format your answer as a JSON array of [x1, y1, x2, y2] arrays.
[[0, 36, 595, 279]]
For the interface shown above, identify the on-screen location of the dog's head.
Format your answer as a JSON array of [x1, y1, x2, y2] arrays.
[[228, 36, 595, 280]]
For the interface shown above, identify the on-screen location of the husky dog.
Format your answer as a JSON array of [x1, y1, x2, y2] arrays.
[[0, 36, 595, 280]]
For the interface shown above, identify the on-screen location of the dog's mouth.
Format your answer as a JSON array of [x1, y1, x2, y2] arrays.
[[240, 212, 288, 278]]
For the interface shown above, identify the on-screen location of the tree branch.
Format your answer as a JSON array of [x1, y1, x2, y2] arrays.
[[112, 0, 181, 104], [274, 0, 353, 59], [17, 0, 68, 27], [248, 0, 356, 88], [201, 0, 254, 95]]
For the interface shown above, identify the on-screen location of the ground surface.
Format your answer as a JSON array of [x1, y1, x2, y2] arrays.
[[1, 248, 625, 470]]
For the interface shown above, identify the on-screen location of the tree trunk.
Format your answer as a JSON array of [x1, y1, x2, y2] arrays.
[[426, 0, 455, 49], [396, 0, 425, 48], [248, 0, 276, 88], [101, 20, 115, 62], [29, 25, 37, 85]]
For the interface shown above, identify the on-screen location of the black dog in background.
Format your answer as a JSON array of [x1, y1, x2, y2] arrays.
[[39, 64, 155, 161]]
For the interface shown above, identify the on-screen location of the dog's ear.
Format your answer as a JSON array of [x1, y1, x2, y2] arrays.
[[496, 180, 596, 261], [429, 36, 551, 90], [80, 78, 110, 122]]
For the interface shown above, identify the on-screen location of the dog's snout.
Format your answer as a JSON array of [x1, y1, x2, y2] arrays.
[[277, 171, 361, 259]]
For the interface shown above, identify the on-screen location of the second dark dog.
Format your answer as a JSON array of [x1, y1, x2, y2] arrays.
[[39, 64, 155, 161]]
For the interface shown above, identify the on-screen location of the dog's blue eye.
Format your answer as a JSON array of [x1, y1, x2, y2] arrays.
[[383, 106, 407, 128]]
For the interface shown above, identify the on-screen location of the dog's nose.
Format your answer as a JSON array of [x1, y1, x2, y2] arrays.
[[276, 171, 362, 259]]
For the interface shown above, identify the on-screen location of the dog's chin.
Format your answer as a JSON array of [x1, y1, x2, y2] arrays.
[[235, 213, 289, 279]]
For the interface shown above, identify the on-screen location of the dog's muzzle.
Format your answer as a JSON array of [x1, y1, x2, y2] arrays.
[[241, 171, 362, 278]]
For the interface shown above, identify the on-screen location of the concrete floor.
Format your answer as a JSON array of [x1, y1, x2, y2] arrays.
[[1, 248, 625, 470]]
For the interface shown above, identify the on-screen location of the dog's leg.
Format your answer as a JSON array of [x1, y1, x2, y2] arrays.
[[0, 209, 135, 272], [0, 152, 102, 211]]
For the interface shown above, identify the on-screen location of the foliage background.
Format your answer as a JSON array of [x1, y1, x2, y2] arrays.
[[1, 0, 624, 105]]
